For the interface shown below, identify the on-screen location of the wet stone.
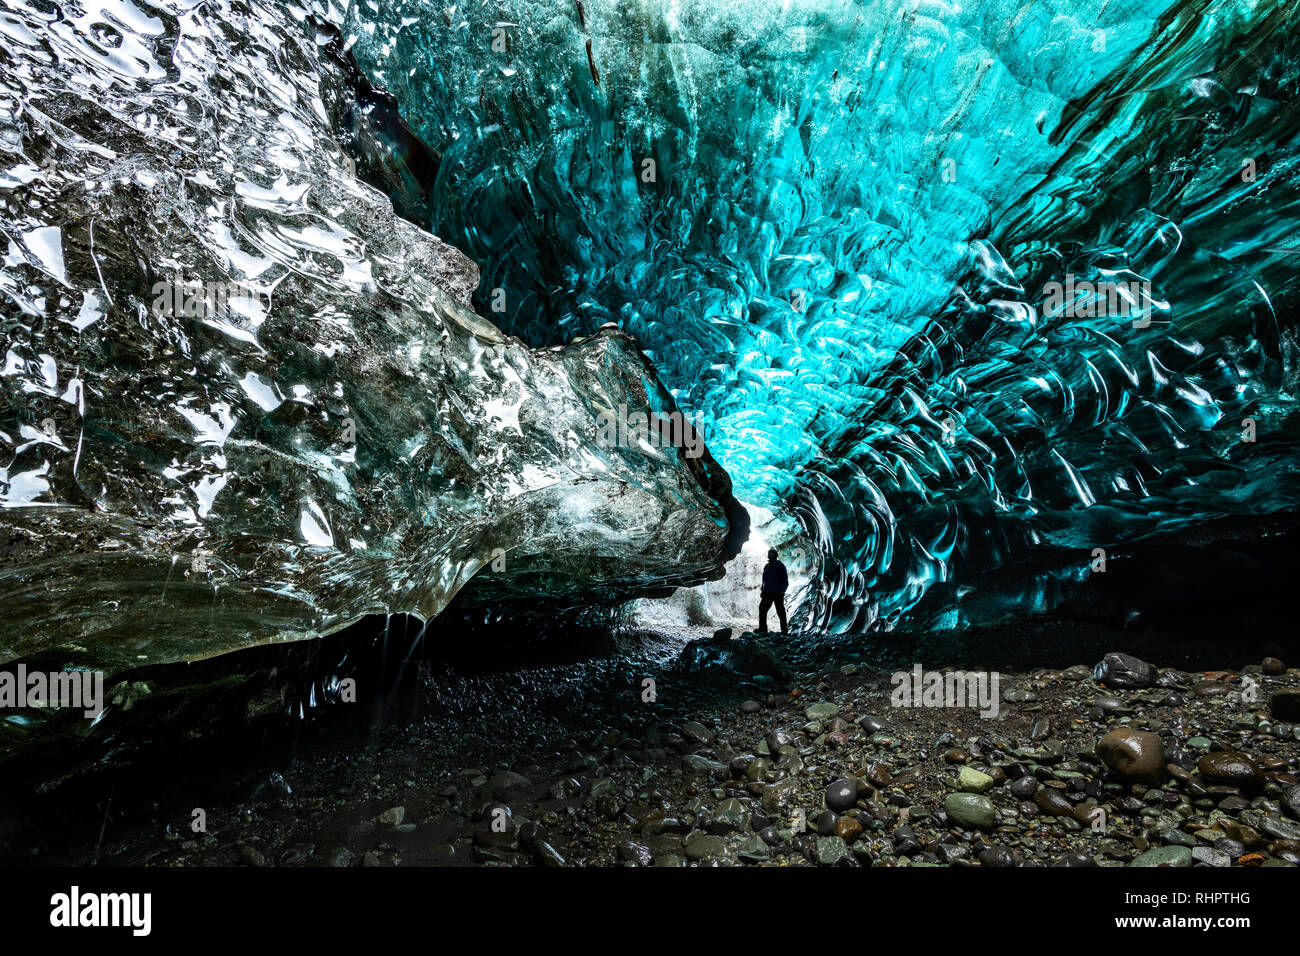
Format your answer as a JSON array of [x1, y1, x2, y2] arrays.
[[681, 753, 726, 778], [836, 815, 863, 844], [805, 701, 839, 721], [1212, 837, 1246, 860], [683, 832, 730, 862], [617, 841, 653, 866], [374, 806, 405, 826], [1033, 788, 1074, 817], [1010, 775, 1040, 798], [737, 834, 770, 863], [944, 793, 996, 830], [1283, 785, 1300, 821], [1192, 846, 1232, 867], [979, 846, 1019, 867], [762, 779, 799, 813], [1197, 752, 1264, 791], [681, 721, 714, 744], [825, 778, 858, 812], [816, 836, 852, 865], [1260, 816, 1300, 842], [1097, 728, 1165, 785], [486, 771, 531, 799], [937, 843, 969, 865], [1095, 652, 1154, 689], [1131, 845, 1193, 867], [956, 766, 995, 794]]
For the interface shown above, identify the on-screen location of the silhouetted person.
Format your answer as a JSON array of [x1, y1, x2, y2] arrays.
[[758, 548, 788, 635]]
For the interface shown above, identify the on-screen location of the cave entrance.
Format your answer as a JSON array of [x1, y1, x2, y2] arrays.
[[624, 502, 813, 634]]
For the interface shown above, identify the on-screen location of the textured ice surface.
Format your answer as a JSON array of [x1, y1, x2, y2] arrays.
[[349, 0, 1300, 631], [0, 0, 743, 673]]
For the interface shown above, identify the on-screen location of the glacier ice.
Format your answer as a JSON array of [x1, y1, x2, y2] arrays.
[[0, 0, 745, 674], [1, 0, 1297, 680], [346, 0, 1300, 631]]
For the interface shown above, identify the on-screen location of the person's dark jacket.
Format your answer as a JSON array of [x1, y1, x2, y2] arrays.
[[762, 560, 788, 594]]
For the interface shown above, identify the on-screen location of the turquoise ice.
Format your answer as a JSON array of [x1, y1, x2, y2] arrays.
[[348, 0, 1300, 630]]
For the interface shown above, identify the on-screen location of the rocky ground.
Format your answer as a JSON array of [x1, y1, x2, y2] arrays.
[[19, 630, 1298, 869]]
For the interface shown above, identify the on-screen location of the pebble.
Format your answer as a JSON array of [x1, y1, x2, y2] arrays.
[[1197, 752, 1264, 791], [836, 816, 863, 844], [683, 832, 729, 861], [762, 779, 799, 813], [737, 835, 770, 863], [1283, 784, 1300, 821], [1192, 846, 1231, 867], [618, 841, 653, 866], [1010, 775, 1039, 798], [1095, 652, 1154, 689], [1097, 728, 1165, 785], [1261, 816, 1300, 842], [865, 762, 892, 789], [1033, 788, 1073, 817], [486, 771, 531, 799], [805, 701, 839, 721], [681, 754, 727, 777], [956, 766, 995, 794], [374, 806, 405, 826], [978, 846, 1019, 867], [944, 793, 996, 830], [681, 721, 713, 744], [825, 778, 858, 812], [1131, 845, 1192, 867], [816, 836, 851, 865]]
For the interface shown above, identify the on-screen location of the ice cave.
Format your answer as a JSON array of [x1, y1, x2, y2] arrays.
[[0, 0, 1298, 883]]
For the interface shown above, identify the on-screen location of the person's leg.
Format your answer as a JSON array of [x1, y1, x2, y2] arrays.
[[758, 590, 772, 632], [775, 594, 788, 635]]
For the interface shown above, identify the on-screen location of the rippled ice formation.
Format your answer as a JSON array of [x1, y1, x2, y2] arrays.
[[0, 0, 744, 673], [348, 0, 1300, 630]]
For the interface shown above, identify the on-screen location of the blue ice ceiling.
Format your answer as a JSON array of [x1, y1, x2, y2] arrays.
[[344, 0, 1300, 632]]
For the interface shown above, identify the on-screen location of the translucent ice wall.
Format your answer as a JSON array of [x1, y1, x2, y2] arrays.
[[0, 0, 744, 674], [347, 0, 1300, 631]]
